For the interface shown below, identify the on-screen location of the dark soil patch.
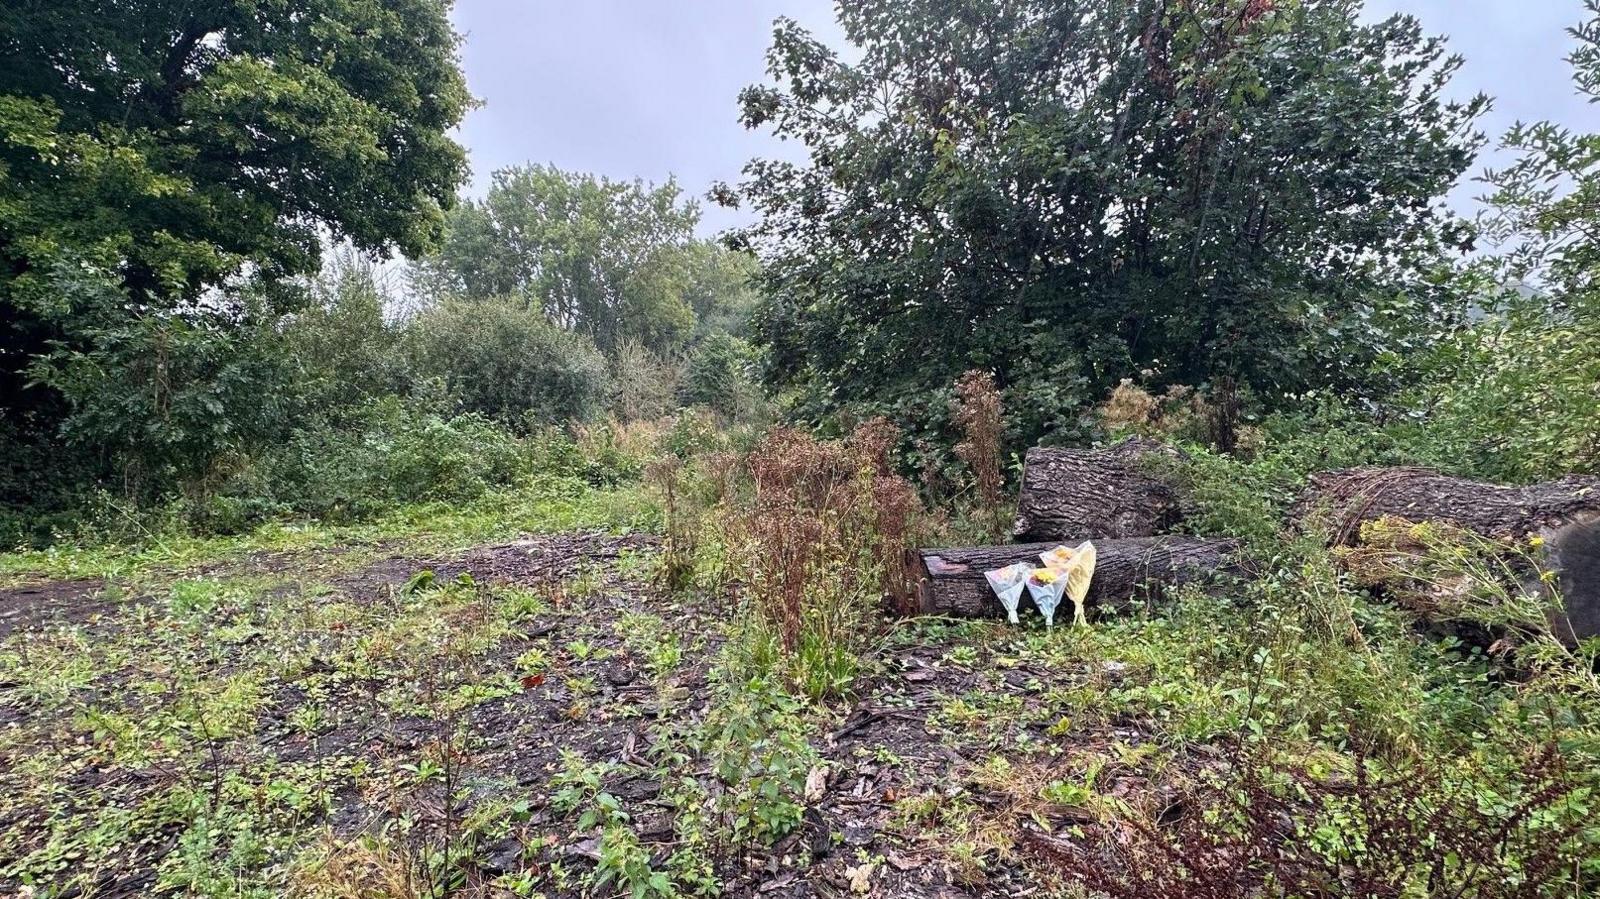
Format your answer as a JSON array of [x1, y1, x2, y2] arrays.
[[331, 531, 658, 598], [0, 577, 111, 638]]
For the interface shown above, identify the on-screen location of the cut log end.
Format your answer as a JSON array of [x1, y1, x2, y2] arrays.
[[1546, 512, 1600, 645]]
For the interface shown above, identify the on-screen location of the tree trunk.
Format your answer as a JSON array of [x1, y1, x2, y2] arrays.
[[1296, 467, 1600, 544], [1012, 438, 1187, 542], [1297, 467, 1600, 643], [911, 536, 1248, 619]]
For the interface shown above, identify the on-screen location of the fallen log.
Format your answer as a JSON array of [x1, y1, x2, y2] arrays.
[[910, 536, 1247, 619], [1297, 467, 1600, 643], [1296, 467, 1600, 545], [1012, 438, 1186, 542]]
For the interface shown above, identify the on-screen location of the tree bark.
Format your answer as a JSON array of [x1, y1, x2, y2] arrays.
[[911, 536, 1248, 619], [1297, 467, 1600, 643], [1012, 438, 1187, 542], [1296, 467, 1600, 544]]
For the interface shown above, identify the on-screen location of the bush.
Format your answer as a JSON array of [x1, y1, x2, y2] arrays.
[[533, 422, 649, 488], [280, 254, 409, 418], [407, 295, 611, 427], [609, 339, 681, 422], [379, 413, 529, 505], [0, 415, 106, 548], [30, 311, 290, 505], [1401, 308, 1600, 482], [680, 333, 756, 419], [1029, 740, 1597, 899], [714, 420, 922, 698], [195, 398, 538, 527], [691, 675, 819, 846]]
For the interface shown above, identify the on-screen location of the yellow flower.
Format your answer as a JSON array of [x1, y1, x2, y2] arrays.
[[1529, 535, 1546, 549], [1031, 568, 1057, 584], [1043, 547, 1076, 565]]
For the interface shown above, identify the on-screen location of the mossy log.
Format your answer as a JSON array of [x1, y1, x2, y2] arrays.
[[1297, 467, 1600, 643], [910, 536, 1248, 619]]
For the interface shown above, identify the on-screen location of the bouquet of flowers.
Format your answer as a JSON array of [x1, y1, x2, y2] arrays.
[[1038, 541, 1097, 627], [1025, 564, 1070, 627], [983, 562, 1032, 624], [984, 542, 1098, 627]]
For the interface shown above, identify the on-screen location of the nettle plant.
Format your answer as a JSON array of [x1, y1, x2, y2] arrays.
[[692, 677, 819, 847], [550, 751, 627, 832]]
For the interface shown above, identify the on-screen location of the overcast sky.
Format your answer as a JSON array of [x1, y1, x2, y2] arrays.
[[448, 0, 1593, 237]]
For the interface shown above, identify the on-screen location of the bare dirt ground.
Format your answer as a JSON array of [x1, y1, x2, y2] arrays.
[[2, 529, 1123, 898], [0, 577, 110, 639]]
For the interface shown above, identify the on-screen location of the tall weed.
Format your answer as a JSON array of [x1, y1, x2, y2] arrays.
[[716, 421, 920, 699], [951, 370, 1009, 541]]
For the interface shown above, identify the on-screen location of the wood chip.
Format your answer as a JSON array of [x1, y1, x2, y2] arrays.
[[804, 765, 828, 802]]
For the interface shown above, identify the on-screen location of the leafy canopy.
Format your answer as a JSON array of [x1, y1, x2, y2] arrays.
[[415, 164, 724, 355], [1397, 0, 1600, 481], [0, 0, 470, 309], [723, 0, 1485, 445], [0, 0, 472, 499]]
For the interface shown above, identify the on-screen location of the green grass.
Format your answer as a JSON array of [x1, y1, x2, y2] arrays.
[[0, 476, 654, 584]]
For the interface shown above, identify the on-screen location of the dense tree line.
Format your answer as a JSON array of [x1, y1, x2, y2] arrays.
[[1, 0, 1598, 544], [412, 165, 764, 420], [1, 0, 470, 517], [0, 1, 760, 542]]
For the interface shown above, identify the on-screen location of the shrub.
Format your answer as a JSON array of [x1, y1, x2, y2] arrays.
[[646, 456, 698, 595], [379, 413, 528, 504], [609, 338, 681, 422], [568, 422, 649, 486], [198, 398, 544, 526], [0, 415, 109, 547], [646, 417, 744, 598], [661, 407, 739, 459], [1404, 308, 1600, 482], [1027, 740, 1597, 899], [717, 420, 921, 698], [1097, 379, 1227, 446], [280, 252, 409, 418], [406, 295, 611, 427], [680, 333, 757, 420], [31, 311, 290, 505]]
